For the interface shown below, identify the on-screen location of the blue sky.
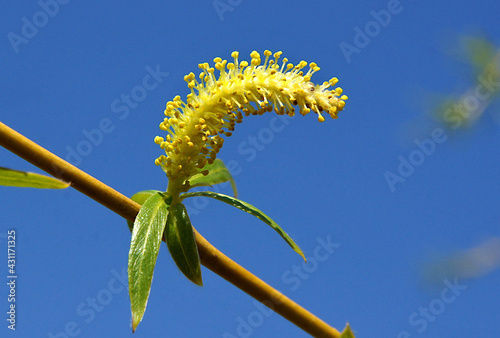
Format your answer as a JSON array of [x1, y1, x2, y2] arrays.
[[1, 1, 499, 337]]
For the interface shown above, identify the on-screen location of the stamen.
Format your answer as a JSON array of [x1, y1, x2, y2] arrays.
[[155, 50, 347, 184]]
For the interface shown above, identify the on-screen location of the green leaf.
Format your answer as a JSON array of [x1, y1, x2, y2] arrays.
[[463, 36, 497, 75], [340, 323, 355, 338], [165, 203, 203, 286], [180, 191, 306, 261], [127, 190, 161, 232], [0, 167, 69, 189], [186, 159, 238, 197], [128, 192, 172, 332]]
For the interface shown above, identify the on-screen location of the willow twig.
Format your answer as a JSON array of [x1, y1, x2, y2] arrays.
[[0, 121, 341, 337]]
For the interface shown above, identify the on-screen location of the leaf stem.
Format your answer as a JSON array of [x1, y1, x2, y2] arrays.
[[0, 121, 342, 338]]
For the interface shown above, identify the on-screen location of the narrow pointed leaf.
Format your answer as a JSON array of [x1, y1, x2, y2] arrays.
[[180, 191, 305, 261], [0, 167, 69, 189], [186, 159, 238, 197], [127, 190, 161, 232], [128, 192, 172, 332], [165, 203, 203, 286], [340, 323, 355, 338]]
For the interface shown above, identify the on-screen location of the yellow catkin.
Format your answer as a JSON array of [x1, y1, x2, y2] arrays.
[[156, 50, 347, 187]]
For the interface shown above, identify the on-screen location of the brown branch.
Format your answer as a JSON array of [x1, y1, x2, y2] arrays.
[[0, 121, 342, 338]]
